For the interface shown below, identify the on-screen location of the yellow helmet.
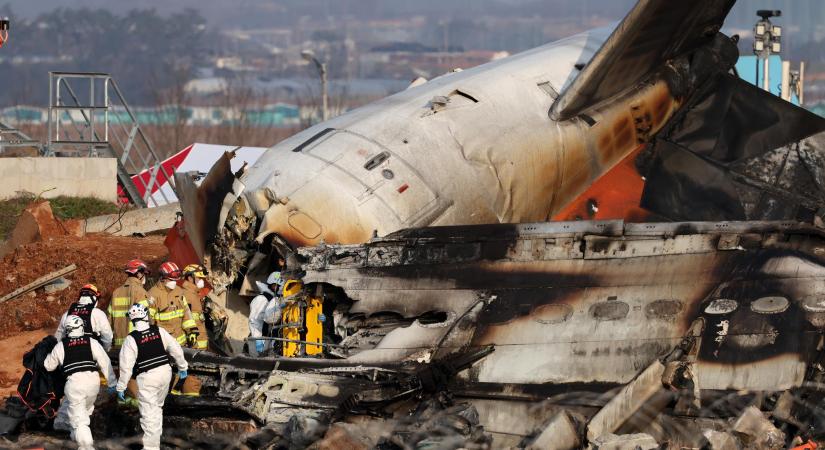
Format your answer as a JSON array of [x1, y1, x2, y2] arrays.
[[282, 279, 303, 298], [182, 264, 207, 279]]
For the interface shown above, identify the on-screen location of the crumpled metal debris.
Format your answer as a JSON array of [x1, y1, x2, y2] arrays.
[[588, 432, 658, 450], [731, 406, 785, 450]]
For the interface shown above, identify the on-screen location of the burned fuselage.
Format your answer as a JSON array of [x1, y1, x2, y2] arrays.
[[183, 220, 825, 445]]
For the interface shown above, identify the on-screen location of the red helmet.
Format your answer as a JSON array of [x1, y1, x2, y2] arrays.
[[159, 261, 181, 280], [124, 259, 149, 275]]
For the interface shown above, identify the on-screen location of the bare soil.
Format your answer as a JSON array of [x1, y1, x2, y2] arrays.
[[0, 233, 168, 341]]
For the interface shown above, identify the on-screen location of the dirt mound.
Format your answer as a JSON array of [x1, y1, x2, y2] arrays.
[[0, 233, 168, 340], [0, 200, 87, 258]]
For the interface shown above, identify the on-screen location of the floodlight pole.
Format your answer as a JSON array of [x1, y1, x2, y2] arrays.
[[754, 10, 782, 93]]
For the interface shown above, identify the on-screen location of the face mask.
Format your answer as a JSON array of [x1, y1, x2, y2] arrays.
[[165, 280, 177, 290], [195, 279, 205, 289]]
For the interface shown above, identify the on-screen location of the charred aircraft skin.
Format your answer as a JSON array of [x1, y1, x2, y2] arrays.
[[181, 220, 825, 446], [175, 1, 762, 290]]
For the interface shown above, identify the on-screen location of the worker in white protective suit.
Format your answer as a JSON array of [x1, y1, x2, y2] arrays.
[[44, 315, 117, 450], [247, 271, 284, 355], [52, 284, 115, 432], [54, 283, 114, 350], [116, 303, 188, 450]]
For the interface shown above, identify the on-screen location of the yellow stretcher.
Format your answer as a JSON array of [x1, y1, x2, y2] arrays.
[[280, 280, 324, 357]]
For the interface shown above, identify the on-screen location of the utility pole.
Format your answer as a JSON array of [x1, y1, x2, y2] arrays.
[[301, 50, 329, 122]]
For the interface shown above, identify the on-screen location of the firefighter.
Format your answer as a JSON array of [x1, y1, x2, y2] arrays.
[[44, 315, 116, 450], [247, 271, 284, 355], [147, 262, 197, 346], [179, 264, 209, 350], [109, 259, 153, 350], [116, 303, 187, 450], [55, 284, 113, 350]]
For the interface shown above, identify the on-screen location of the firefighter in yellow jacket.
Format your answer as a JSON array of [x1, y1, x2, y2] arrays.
[[108, 259, 153, 349], [147, 262, 197, 346], [179, 264, 209, 350]]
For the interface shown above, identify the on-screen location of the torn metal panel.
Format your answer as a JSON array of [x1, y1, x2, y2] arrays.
[[585, 360, 666, 441], [298, 220, 825, 390]]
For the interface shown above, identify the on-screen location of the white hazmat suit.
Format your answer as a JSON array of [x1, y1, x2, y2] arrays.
[[55, 306, 114, 350], [52, 296, 114, 431], [116, 321, 188, 450], [44, 337, 116, 450]]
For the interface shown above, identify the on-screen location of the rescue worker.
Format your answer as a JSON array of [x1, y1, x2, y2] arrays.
[[109, 259, 153, 349], [247, 271, 284, 355], [52, 284, 114, 431], [55, 284, 113, 350], [179, 264, 209, 350], [44, 315, 117, 450], [116, 303, 188, 450], [147, 262, 197, 346]]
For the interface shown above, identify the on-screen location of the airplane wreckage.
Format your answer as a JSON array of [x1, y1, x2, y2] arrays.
[[163, 0, 825, 447], [11, 0, 825, 447]]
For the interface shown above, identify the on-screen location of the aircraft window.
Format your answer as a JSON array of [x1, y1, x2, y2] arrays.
[[704, 298, 738, 315], [644, 299, 683, 320], [292, 127, 335, 152], [750, 296, 789, 314], [532, 304, 573, 324], [801, 294, 825, 312], [537, 81, 558, 99], [590, 300, 629, 321], [364, 151, 390, 170]]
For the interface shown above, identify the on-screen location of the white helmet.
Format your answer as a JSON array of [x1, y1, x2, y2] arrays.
[[65, 315, 85, 338], [128, 303, 149, 322], [266, 271, 284, 286]]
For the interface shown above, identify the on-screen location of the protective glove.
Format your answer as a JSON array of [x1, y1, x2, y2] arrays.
[[117, 391, 126, 402], [318, 314, 326, 323], [107, 386, 116, 395], [178, 370, 188, 380], [255, 340, 265, 354], [187, 332, 198, 347]]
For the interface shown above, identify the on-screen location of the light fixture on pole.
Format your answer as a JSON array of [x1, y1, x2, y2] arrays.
[[301, 50, 329, 122], [753, 10, 782, 92]]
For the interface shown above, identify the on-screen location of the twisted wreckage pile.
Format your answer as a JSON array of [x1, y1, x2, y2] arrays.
[[98, 220, 810, 449]]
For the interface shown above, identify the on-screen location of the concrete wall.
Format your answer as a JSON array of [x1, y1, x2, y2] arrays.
[[84, 202, 180, 236], [0, 157, 117, 202]]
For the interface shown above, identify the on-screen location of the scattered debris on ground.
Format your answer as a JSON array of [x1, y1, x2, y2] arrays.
[[0, 264, 77, 304]]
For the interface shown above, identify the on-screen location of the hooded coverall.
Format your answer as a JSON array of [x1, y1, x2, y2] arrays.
[[117, 322, 188, 450], [55, 298, 114, 350], [179, 280, 209, 350], [44, 336, 116, 450], [248, 289, 273, 354], [52, 298, 114, 430], [109, 276, 152, 349]]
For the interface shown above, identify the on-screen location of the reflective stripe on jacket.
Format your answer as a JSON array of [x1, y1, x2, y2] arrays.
[[108, 277, 150, 350]]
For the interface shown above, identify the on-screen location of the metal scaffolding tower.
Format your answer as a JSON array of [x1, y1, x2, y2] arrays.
[[46, 71, 175, 208]]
